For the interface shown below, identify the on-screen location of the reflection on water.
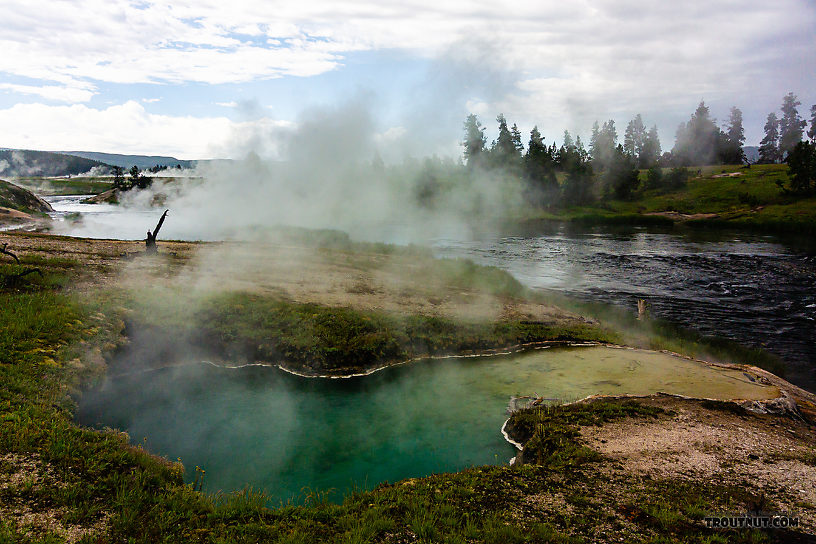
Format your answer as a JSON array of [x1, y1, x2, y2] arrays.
[[76, 347, 776, 504]]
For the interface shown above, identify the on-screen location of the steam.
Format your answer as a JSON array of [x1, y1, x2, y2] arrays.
[[55, 108, 526, 243]]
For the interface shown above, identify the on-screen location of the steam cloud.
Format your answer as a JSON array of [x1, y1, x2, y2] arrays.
[[48, 40, 530, 244]]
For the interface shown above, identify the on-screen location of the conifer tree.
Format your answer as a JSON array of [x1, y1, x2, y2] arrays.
[[779, 92, 806, 158], [720, 106, 746, 164], [462, 114, 486, 168], [758, 112, 781, 164]]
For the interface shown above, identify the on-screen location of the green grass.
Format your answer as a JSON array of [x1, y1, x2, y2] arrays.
[[119, 289, 616, 375], [0, 179, 52, 214], [12, 177, 114, 196], [522, 164, 816, 233]]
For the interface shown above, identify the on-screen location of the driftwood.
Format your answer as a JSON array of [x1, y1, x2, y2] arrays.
[[145, 209, 169, 253]]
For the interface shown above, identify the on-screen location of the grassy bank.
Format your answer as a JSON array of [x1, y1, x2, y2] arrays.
[[11, 177, 114, 197], [115, 287, 615, 377], [522, 164, 816, 234]]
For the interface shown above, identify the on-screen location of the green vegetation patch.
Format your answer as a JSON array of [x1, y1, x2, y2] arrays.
[[180, 291, 614, 375], [506, 400, 663, 468], [521, 164, 816, 234], [0, 179, 52, 214], [13, 176, 114, 196]]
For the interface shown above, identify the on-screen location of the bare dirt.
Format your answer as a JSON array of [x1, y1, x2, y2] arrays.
[[0, 453, 109, 543], [579, 394, 816, 534]]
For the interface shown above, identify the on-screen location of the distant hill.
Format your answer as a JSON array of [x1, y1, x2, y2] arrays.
[[0, 149, 109, 177], [59, 151, 197, 170], [744, 146, 759, 164]]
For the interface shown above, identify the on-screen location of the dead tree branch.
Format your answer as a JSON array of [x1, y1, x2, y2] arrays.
[[1, 243, 20, 263], [146, 209, 169, 253]]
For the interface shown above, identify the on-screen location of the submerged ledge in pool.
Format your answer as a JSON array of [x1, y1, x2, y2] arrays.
[[76, 345, 781, 504]]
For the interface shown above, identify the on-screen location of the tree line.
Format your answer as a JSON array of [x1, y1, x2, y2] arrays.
[[460, 92, 816, 206], [758, 93, 816, 194]]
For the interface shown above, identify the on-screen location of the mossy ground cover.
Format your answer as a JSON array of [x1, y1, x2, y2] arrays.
[[183, 291, 612, 375]]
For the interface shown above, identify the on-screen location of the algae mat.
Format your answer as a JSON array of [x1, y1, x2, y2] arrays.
[[76, 346, 777, 504]]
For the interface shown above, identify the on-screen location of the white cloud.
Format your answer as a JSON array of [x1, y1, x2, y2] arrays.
[[0, 101, 240, 158], [1, 0, 812, 92], [0, 82, 95, 102], [0, 0, 813, 151]]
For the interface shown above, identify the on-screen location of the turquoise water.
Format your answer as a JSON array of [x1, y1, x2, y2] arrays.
[[76, 347, 775, 504]]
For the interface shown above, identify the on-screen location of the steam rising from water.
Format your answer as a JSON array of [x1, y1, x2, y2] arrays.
[[51, 42, 531, 244]]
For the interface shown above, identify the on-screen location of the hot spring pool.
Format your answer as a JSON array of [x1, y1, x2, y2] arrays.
[[76, 346, 776, 504]]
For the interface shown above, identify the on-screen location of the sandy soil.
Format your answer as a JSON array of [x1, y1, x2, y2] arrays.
[[579, 394, 816, 533], [0, 453, 108, 543]]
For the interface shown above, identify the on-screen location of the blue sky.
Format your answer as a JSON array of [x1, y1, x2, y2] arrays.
[[0, 0, 814, 159]]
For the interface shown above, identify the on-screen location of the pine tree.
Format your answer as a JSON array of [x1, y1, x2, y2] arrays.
[[591, 120, 617, 170], [511, 123, 524, 155], [807, 104, 816, 142], [779, 93, 806, 158], [623, 114, 646, 164], [758, 113, 781, 164], [491, 114, 519, 168], [575, 135, 588, 163], [462, 114, 486, 168], [562, 129, 575, 150], [720, 106, 746, 164], [640, 125, 662, 168], [112, 166, 125, 189], [672, 101, 719, 165], [524, 126, 558, 205], [784, 141, 816, 194], [589, 121, 600, 162]]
